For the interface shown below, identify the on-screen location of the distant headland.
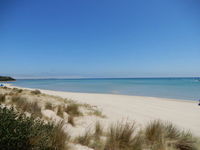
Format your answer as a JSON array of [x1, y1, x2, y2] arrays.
[[0, 76, 16, 81]]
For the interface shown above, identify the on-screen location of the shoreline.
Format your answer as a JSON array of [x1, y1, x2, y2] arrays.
[[5, 84, 198, 103], [6, 84, 200, 136]]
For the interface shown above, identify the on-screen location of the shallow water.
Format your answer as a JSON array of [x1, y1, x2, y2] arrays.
[[8, 78, 200, 101]]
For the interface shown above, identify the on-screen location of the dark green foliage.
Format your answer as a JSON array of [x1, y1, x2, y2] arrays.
[[0, 106, 69, 150]]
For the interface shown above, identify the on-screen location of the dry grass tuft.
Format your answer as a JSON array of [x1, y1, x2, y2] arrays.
[[57, 105, 64, 118], [0, 94, 6, 103], [68, 115, 75, 126], [75, 130, 92, 146], [45, 102, 53, 110], [12, 88, 23, 93], [50, 121, 70, 150], [31, 90, 41, 95], [11, 95, 42, 118], [144, 120, 197, 150], [104, 121, 143, 150], [95, 121, 103, 137], [89, 109, 106, 118], [65, 103, 82, 116]]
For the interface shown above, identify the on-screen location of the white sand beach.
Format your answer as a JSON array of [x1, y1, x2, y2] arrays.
[[7, 84, 200, 137]]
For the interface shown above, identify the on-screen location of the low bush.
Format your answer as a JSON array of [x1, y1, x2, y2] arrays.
[[0, 106, 69, 150]]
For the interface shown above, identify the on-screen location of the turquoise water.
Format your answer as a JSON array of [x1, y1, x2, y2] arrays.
[[8, 78, 200, 101]]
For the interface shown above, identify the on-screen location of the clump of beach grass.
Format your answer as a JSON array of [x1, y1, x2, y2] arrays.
[[75, 130, 93, 146], [104, 121, 143, 150], [31, 90, 41, 95], [50, 121, 71, 150], [95, 121, 104, 138], [20, 101, 42, 118], [57, 105, 64, 118], [10, 95, 42, 118], [65, 103, 82, 116], [0, 94, 6, 103], [45, 102, 53, 110], [144, 120, 197, 150], [89, 109, 106, 118], [12, 88, 23, 93], [68, 115, 75, 126]]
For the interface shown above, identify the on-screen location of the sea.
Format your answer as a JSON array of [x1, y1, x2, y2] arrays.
[[7, 78, 200, 101]]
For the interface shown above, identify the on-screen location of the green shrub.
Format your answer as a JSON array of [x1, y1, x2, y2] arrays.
[[0, 106, 69, 150]]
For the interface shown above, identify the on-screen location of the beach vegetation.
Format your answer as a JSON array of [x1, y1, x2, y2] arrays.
[[65, 103, 82, 116], [75, 130, 93, 146], [0, 106, 69, 150], [144, 120, 197, 150], [0, 94, 6, 103], [68, 115, 75, 126], [89, 109, 106, 118], [12, 88, 23, 93], [104, 121, 143, 150], [45, 102, 53, 110], [95, 121, 104, 137], [31, 90, 41, 95], [57, 105, 64, 118]]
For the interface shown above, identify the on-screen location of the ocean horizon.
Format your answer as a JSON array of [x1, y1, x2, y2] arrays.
[[7, 77, 200, 101]]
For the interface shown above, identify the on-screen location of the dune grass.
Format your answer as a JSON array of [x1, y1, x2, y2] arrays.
[[57, 105, 64, 118], [45, 102, 53, 110], [104, 121, 143, 150], [12, 88, 23, 93], [65, 103, 82, 116], [68, 115, 75, 126], [10, 95, 42, 118], [31, 90, 41, 95], [0, 94, 6, 103], [50, 121, 70, 150], [95, 121, 104, 138], [75, 130, 93, 146], [144, 120, 197, 150]]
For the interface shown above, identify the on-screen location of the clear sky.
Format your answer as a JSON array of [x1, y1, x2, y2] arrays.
[[1, 0, 200, 78]]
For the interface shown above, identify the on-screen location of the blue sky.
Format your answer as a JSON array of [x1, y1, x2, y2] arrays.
[[1, 0, 200, 78]]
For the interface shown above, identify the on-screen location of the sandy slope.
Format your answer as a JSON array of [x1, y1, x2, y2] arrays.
[[7, 85, 200, 136]]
